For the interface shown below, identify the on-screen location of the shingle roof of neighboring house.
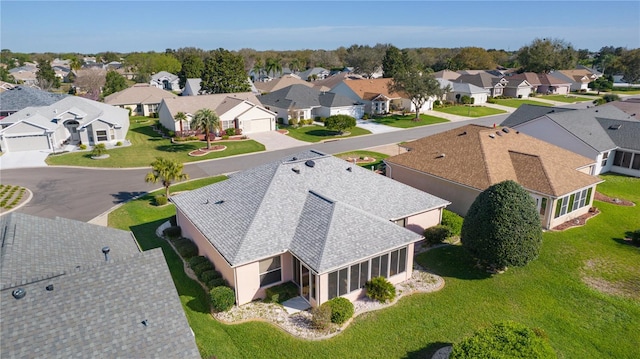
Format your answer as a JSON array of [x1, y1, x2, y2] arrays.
[[160, 92, 266, 116], [171, 150, 449, 273], [385, 124, 601, 197], [556, 69, 596, 82], [151, 71, 178, 82], [438, 78, 489, 94], [536, 73, 570, 86], [104, 84, 176, 106], [0, 86, 68, 113], [455, 73, 504, 89], [509, 72, 543, 86], [1, 96, 129, 130], [433, 70, 461, 80], [597, 117, 640, 151], [340, 78, 403, 101], [604, 98, 640, 119], [0, 213, 199, 359], [505, 78, 532, 89], [254, 75, 313, 93], [259, 84, 357, 110], [502, 105, 636, 153], [312, 72, 364, 92], [298, 67, 329, 81]]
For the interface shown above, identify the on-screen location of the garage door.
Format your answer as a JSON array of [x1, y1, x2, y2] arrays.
[[5, 135, 50, 152], [245, 118, 273, 134]]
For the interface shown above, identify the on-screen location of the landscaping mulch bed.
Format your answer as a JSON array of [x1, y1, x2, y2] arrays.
[[551, 208, 600, 231], [341, 156, 377, 164], [188, 145, 227, 156], [276, 129, 289, 135], [594, 191, 635, 206]]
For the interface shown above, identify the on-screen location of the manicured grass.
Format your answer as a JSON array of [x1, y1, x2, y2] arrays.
[[110, 173, 640, 358], [284, 125, 371, 143], [539, 94, 594, 103], [334, 150, 389, 170], [0, 184, 27, 210], [371, 114, 449, 128], [46, 117, 265, 168], [433, 105, 506, 117], [492, 99, 553, 108], [610, 89, 640, 95]]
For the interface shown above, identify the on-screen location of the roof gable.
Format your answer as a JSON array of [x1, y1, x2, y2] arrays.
[[341, 78, 402, 100], [104, 84, 176, 105]]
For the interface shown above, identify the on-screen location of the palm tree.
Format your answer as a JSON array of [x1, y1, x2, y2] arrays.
[[265, 57, 282, 78], [174, 111, 187, 133], [289, 58, 302, 73], [145, 157, 189, 198], [252, 58, 264, 81], [191, 108, 220, 150]]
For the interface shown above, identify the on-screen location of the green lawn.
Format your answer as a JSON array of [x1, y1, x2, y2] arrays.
[[335, 150, 389, 170], [372, 114, 449, 128], [284, 125, 371, 143], [610, 88, 640, 95], [434, 105, 506, 117], [538, 94, 594, 103], [492, 99, 553, 108], [109, 173, 640, 358], [46, 117, 265, 168]]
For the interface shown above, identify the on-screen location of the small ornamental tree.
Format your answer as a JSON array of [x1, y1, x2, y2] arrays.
[[461, 180, 542, 270], [450, 321, 557, 359], [91, 143, 107, 157], [324, 115, 356, 135], [145, 157, 189, 198], [209, 286, 235, 312], [365, 276, 396, 303]]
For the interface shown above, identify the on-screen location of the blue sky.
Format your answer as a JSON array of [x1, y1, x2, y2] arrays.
[[2, 1, 639, 53]]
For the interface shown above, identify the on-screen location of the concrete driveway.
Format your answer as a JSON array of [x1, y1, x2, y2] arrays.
[[356, 120, 402, 134], [248, 131, 308, 151], [0, 150, 50, 169]]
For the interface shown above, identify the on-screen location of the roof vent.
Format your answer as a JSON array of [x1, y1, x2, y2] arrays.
[[141, 319, 148, 327], [489, 134, 495, 139], [305, 160, 315, 168], [347, 167, 352, 172], [46, 284, 54, 291], [292, 157, 298, 161], [437, 153, 446, 158], [12, 288, 26, 299], [215, 200, 225, 204], [102, 246, 110, 262], [496, 131, 502, 136], [458, 131, 467, 136], [608, 124, 621, 130], [595, 110, 598, 112], [292, 167, 300, 174], [502, 127, 510, 133]]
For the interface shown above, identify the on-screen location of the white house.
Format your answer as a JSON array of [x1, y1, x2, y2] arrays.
[[150, 71, 180, 92]]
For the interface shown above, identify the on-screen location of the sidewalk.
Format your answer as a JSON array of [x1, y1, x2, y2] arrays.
[[483, 103, 516, 113], [425, 110, 471, 122]]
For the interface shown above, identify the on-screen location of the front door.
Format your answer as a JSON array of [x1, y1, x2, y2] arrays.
[[64, 120, 81, 144], [301, 265, 310, 301]]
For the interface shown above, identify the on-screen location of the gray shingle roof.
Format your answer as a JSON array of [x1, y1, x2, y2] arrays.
[[0, 86, 68, 113], [171, 150, 449, 272], [259, 84, 356, 110], [501, 104, 573, 127], [0, 213, 199, 358], [597, 117, 640, 151]]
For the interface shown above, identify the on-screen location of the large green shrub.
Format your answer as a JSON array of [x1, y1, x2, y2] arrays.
[[311, 304, 332, 330], [423, 225, 453, 245], [461, 180, 542, 269], [200, 270, 220, 282], [325, 297, 354, 324], [365, 276, 396, 303], [188, 256, 208, 268], [442, 209, 464, 236], [193, 261, 215, 276], [174, 239, 199, 259], [163, 226, 182, 239], [91, 143, 107, 157], [450, 321, 557, 359], [324, 114, 356, 134], [154, 195, 168, 206], [207, 277, 227, 290], [210, 286, 235, 312]]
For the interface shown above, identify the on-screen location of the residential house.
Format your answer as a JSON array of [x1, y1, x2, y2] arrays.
[[254, 75, 313, 94], [501, 104, 640, 177], [455, 73, 507, 97], [0, 81, 15, 93], [182, 78, 203, 96], [104, 84, 176, 116], [150, 71, 180, 91], [0, 96, 129, 152], [0, 86, 68, 118], [0, 212, 200, 359], [551, 69, 598, 92], [258, 84, 364, 123], [312, 72, 365, 93], [384, 124, 602, 230], [503, 78, 533, 98], [171, 150, 450, 307], [507, 72, 542, 93], [432, 70, 461, 81], [436, 78, 489, 105], [331, 78, 432, 115], [509, 73, 570, 95], [158, 92, 276, 135], [9, 63, 38, 86], [299, 67, 330, 81]]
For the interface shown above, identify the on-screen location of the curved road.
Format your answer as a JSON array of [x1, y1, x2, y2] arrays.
[[0, 116, 504, 222]]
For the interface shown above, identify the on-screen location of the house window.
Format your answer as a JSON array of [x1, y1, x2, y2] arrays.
[[601, 152, 609, 167], [136, 104, 143, 113], [540, 198, 547, 216], [554, 188, 592, 219], [259, 255, 282, 287], [147, 103, 159, 113], [96, 130, 108, 142], [613, 150, 639, 169], [632, 154, 640, 170]]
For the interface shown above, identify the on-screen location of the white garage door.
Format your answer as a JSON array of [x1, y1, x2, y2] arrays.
[[245, 118, 273, 134], [5, 135, 50, 152]]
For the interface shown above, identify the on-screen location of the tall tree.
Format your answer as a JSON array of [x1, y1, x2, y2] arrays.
[[265, 57, 282, 78], [345, 44, 386, 78], [74, 68, 106, 100], [517, 38, 577, 73], [289, 58, 302, 73], [200, 48, 250, 94], [178, 54, 204, 88], [461, 180, 542, 270], [388, 67, 449, 120], [0, 67, 15, 83], [191, 108, 220, 150], [174, 112, 187, 133], [145, 157, 189, 198], [102, 70, 128, 96], [36, 58, 60, 90], [450, 47, 496, 70], [382, 45, 406, 78], [619, 49, 640, 84], [252, 58, 264, 81]]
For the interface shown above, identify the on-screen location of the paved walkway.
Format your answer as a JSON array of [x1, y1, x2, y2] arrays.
[[355, 119, 402, 134], [483, 103, 516, 113], [0, 150, 50, 170], [425, 110, 471, 122], [247, 131, 308, 151]]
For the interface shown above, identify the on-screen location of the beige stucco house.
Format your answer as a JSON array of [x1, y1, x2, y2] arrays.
[[104, 84, 176, 116], [384, 124, 603, 230], [171, 150, 450, 307]]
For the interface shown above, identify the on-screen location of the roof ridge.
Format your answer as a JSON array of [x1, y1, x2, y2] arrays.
[[305, 191, 337, 272], [477, 129, 495, 186]]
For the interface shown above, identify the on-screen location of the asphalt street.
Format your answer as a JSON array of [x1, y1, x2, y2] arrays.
[[0, 115, 505, 222]]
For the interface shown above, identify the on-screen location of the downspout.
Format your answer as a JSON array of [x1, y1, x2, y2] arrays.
[[233, 267, 239, 307]]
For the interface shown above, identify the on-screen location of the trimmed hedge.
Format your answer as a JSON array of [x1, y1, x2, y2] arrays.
[[188, 256, 208, 268], [365, 276, 396, 303], [210, 286, 235, 312], [193, 261, 215, 277], [441, 209, 463, 236], [423, 225, 453, 245], [207, 277, 227, 290], [175, 239, 199, 259], [155, 195, 168, 206], [200, 270, 221, 282], [450, 321, 557, 359], [163, 226, 182, 239], [325, 297, 354, 324]]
